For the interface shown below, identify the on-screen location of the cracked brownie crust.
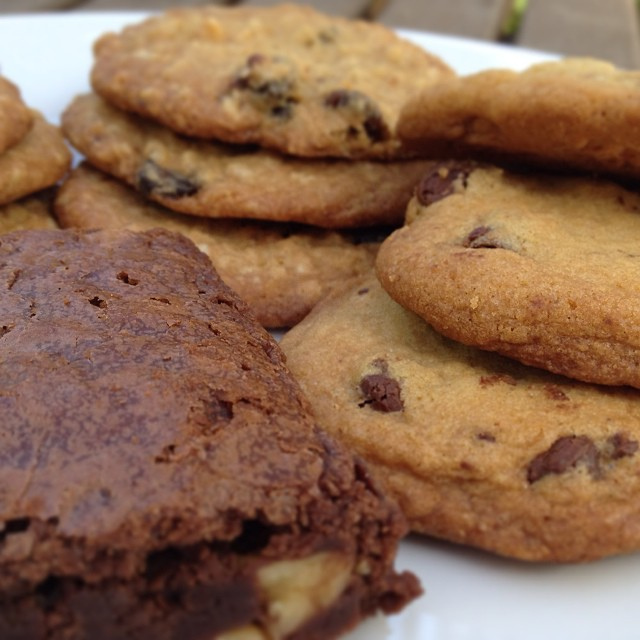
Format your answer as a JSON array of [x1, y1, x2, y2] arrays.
[[90, 4, 454, 159], [376, 162, 640, 388], [280, 276, 640, 562], [0, 228, 419, 639]]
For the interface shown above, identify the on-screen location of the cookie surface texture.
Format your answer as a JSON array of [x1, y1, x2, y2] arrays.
[[90, 4, 454, 159], [376, 162, 640, 388], [62, 93, 432, 228], [0, 112, 71, 205], [398, 58, 640, 178], [280, 275, 640, 562], [0, 228, 419, 639], [0, 76, 33, 155], [0, 189, 58, 233], [54, 163, 380, 328]]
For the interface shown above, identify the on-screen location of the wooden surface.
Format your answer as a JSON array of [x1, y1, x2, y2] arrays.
[[3, 0, 640, 68]]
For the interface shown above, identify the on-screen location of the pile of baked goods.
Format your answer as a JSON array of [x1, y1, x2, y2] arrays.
[[0, 75, 69, 233], [54, 3, 454, 329], [282, 57, 640, 563], [4, 2, 640, 639]]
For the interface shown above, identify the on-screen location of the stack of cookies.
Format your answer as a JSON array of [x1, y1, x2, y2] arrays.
[[281, 57, 640, 563], [0, 75, 70, 233], [55, 3, 455, 328]]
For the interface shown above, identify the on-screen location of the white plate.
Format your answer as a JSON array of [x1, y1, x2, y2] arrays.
[[0, 11, 634, 640]]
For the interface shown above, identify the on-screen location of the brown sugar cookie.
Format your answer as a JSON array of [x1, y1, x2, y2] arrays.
[[0, 75, 33, 154], [90, 4, 454, 159], [280, 275, 640, 562], [54, 163, 382, 328], [0, 227, 419, 639], [0, 111, 71, 206], [61, 93, 433, 228], [376, 161, 640, 388], [0, 189, 58, 233], [397, 58, 640, 178]]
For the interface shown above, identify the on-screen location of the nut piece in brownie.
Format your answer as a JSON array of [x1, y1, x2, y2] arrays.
[[0, 228, 419, 639]]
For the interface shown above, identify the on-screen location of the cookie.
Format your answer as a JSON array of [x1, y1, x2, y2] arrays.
[[280, 274, 640, 562], [0, 76, 33, 154], [0, 227, 419, 639], [0, 189, 58, 233], [54, 163, 381, 328], [397, 58, 640, 178], [62, 94, 433, 228], [0, 111, 71, 206], [90, 4, 454, 159], [376, 161, 640, 388]]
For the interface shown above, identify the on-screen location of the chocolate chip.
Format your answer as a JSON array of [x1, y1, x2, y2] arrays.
[[416, 162, 473, 207], [477, 432, 496, 442], [323, 89, 390, 143], [606, 432, 639, 460], [462, 225, 507, 249], [527, 435, 600, 483], [137, 159, 200, 199], [231, 54, 299, 119], [358, 373, 403, 412], [479, 373, 517, 387]]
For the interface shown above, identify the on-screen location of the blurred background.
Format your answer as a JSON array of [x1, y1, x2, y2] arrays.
[[1, 0, 639, 68]]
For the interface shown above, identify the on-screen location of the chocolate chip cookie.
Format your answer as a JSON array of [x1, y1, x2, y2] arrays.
[[0, 189, 58, 233], [62, 93, 433, 228], [376, 162, 640, 388], [397, 57, 640, 178], [0, 227, 419, 639], [0, 112, 71, 206], [280, 275, 640, 562], [90, 4, 454, 159], [54, 163, 381, 328], [0, 75, 33, 154]]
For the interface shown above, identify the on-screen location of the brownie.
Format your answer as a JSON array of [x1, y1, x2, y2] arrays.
[[0, 228, 419, 639]]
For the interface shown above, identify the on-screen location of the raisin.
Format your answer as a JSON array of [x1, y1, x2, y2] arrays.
[[231, 54, 299, 119], [416, 161, 473, 206], [137, 159, 200, 199], [324, 89, 390, 143]]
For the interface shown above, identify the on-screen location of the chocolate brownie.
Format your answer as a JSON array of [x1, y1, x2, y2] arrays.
[[0, 228, 419, 639], [377, 161, 640, 388], [61, 94, 432, 228], [280, 275, 640, 562], [54, 163, 381, 328], [90, 4, 454, 159]]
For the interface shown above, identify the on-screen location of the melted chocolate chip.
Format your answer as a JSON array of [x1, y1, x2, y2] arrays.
[[359, 373, 403, 412], [416, 162, 473, 207], [137, 160, 200, 199], [527, 435, 600, 483], [544, 385, 570, 402], [323, 89, 390, 143], [479, 373, 517, 387], [607, 432, 639, 460], [462, 225, 510, 250]]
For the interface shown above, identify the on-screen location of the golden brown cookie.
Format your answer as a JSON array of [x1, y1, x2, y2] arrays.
[[280, 275, 640, 562], [398, 58, 640, 178], [90, 4, 454, 159], [0, 112, 71, 206], [0, 75, 33, 154], [61, 93, 433, 228], [54, 163, 382, 328], [376, 161, 640, 388], [0, 189, 58, 233]]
